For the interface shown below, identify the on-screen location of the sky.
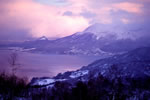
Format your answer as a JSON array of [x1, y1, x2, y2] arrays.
[[0, 0, 150, 41]]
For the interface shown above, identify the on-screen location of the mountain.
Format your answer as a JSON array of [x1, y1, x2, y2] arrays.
[[84, 23, 150, 40], [37, 36, 49, 41], [1, 47, 149, 100], [28, 47, 150, 100], [1, 23, 150, 55], [30, 47, 150, 86]]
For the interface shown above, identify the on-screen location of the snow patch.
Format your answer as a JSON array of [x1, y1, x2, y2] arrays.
[[22, 48, 36, 51], [38, 36, 48, 40], [32, 79, 66, 86], [144, 72, 150, 76], [32, 79, 55, 86], [70, 70, 89, 78]]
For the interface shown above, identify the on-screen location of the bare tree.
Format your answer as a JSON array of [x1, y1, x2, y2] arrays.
[[8, 52, 21, 75]]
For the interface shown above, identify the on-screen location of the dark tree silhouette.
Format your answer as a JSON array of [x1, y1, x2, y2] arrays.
[[8, 52, 21, 75]]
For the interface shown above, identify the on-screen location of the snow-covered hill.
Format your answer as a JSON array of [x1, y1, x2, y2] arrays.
[[30, 47, 150, 86]]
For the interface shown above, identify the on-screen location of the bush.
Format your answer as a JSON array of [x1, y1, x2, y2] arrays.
[[0, 72, 28, 99]]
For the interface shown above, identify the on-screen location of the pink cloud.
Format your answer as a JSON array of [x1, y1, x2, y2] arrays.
[[67, 1, 144, 24], [112, 2, 143, 14], [121, 18, 129, 24], [0, 0, 89, 38], [0, 0, 149, 40]]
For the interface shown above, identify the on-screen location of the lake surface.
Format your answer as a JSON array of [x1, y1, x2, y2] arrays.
[[0, 50, 104, 80]]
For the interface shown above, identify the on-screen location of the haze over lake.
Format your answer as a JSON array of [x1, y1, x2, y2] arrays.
[[0, 49, 104, 79]]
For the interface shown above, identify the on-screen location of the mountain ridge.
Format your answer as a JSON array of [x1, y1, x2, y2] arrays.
[[1, 23, 150, 55], [30, 47, 150, 86]]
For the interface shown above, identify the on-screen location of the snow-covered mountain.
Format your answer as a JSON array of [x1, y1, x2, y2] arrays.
[[30, 47, 150, 86], [84, 23, 150, 40], [1, 23, 150, 55], [37, 36, 49, 41]]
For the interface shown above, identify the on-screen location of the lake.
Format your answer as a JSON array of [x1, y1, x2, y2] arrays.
[[0, 49, 105, 80]]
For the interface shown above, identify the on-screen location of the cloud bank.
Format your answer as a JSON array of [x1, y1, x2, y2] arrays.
[[0, 0, 149, 41]]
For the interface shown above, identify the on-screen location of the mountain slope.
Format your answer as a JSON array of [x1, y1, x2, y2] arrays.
[[30, 47, 150, 86], [1, 23, 150, 55]]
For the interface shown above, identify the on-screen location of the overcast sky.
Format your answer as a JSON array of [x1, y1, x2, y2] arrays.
[[0, 0, 150, 41]]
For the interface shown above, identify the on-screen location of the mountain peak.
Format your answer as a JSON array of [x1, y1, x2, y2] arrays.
[[83, 23, 145, 40], [37, 36, 48, 41]]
